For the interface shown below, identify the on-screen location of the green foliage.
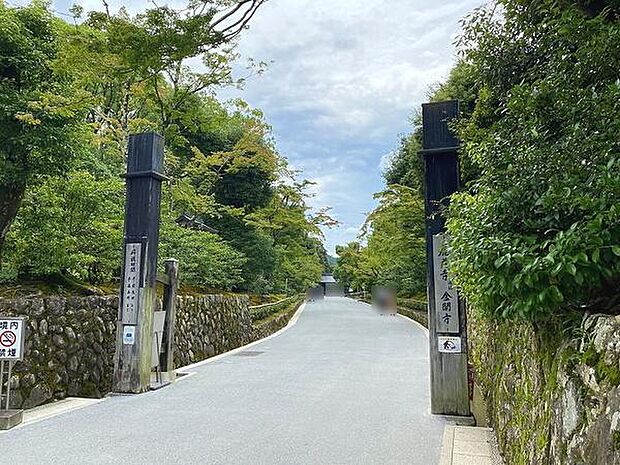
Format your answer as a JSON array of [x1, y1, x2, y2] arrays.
[[447, 1, 620, 319], [334, 186, 426, 296], [383, 134, 424, 195], [246, 181, 332, 293], [333, 242, 364, 290], [361, 186, 426, 294], [0, 1, 87, 249], [211, 213, 278, 292], [4, 171, 123, 283], [336, 0, 620, 318], [0, 1, 331, 295], [158, 218, 245, 290]]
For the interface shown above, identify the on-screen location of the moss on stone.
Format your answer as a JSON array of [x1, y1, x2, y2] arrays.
[[580, 343, 620, 387]]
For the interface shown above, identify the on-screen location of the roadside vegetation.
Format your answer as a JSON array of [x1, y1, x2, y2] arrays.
[[0, 1, 335, 295], [335, 0, 620, 319]]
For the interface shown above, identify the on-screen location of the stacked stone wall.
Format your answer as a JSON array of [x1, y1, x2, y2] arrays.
[[173, 295, 252, 367], [0, 293, 299, 409], [470, 310, 620, 464], [250, 299, 303, 341]]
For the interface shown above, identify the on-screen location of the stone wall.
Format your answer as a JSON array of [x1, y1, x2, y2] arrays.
[[173, 295, 252, 367], [0, 293, 300, 409], [251, 299, 303, 341], [0, 296, 118, 409], [469, 309, 620, 465], [397, 307, 428, 328]]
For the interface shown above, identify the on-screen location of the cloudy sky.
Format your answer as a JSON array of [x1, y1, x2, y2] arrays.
[[24, 0, 482, 254]]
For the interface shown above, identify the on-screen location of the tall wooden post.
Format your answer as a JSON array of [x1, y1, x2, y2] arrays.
[[113, 133, 166, 393], [421, 101, 470, 417]]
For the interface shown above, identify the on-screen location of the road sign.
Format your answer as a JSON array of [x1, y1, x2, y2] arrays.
[[438, 336, 462, 354], [0, 318, 25, 361]]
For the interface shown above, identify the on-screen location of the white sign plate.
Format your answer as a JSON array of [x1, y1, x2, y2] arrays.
[[438, 336, 462, 354], [432, 234, 460, 334], [121, 243, 142, 324], [123, 326, 136, 345], [0, 317, 25, 361]]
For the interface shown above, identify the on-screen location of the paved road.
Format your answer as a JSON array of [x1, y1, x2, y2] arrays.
[[0, 297, 445, 465]]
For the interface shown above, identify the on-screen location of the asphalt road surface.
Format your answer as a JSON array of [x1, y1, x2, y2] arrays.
[[0, 297, 445, 465]]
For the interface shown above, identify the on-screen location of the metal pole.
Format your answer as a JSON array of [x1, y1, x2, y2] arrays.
[[6, 361, 12, 410], [0, 360, 4, 410]]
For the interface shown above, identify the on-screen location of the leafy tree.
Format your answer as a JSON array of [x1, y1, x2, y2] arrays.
[[158, 216, 246, 290], [383, 133, 424, 195], [360, 186, 426, 295], [249, 181, 335, 292], [447, 1, 620, 318], [0, 1, 334, 297], [334, 242, 365, 291], [3, 171, 124, 284], [0, 2, 87, 256]]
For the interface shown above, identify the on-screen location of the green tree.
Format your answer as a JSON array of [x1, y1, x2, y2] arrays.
[[360, 186, 426, 295], [249, 181, 336, 293], [334, 242, 365, 291], [158, 217, 246, 290], [0, 2, 87, 255], [447, 1, 620, 318], [0, 1, 334, 296], [3, 171, 124, 284]]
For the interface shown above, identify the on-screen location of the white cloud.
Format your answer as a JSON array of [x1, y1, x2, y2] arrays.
[[45, 0, 481, 254]]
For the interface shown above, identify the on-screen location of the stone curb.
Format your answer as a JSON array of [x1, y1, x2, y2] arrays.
[[439, 425, 504, 465]]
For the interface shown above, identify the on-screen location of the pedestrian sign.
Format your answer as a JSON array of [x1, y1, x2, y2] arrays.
[[0, 318, 25, 361]]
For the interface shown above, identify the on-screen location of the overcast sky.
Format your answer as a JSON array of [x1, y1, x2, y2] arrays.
[[28, 0, 482, 255]]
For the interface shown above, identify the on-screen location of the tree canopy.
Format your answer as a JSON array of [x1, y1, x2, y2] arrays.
[[447, 0, 620, 319], [336, 0, 620, 319], [0, 1, 333, 295]]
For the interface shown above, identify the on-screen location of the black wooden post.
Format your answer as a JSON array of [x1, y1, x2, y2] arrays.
[[421, 101, 470, 417], [113, 133, 166, 393]]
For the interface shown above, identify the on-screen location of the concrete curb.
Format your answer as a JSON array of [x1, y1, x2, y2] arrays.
[[439, 425, 504, 465], [175, 300, 307, 375], [0, 397, 104, 433]]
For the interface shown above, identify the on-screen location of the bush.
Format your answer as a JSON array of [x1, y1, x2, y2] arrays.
[[158, 218, 246, 290], [3, 171, 124, 284], [447, 2, 620, 319]]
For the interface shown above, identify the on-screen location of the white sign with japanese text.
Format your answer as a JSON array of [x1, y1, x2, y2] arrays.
[[433, 234, 460, 334], [121, 243, 142, 324], [0, 317, 25, 361]]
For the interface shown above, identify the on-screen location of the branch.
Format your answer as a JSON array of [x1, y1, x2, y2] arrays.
[[217, 0, 265, 41], [210, 1, 251, 29], [102, 0, 110, 18]]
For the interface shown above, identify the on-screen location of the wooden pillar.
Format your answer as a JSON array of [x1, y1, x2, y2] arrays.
[[113, 133, 166, 394], [159, 258, 179, 379], [421, 101, 470, 417]]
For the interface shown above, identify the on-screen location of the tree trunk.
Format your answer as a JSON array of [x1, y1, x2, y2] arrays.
[[0, 181, 26, 261]]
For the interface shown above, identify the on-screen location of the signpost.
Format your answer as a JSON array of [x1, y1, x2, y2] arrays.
[[0, 316, 25, 429], [421, 100, 471, 418], [113, 133, 167, 394]]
